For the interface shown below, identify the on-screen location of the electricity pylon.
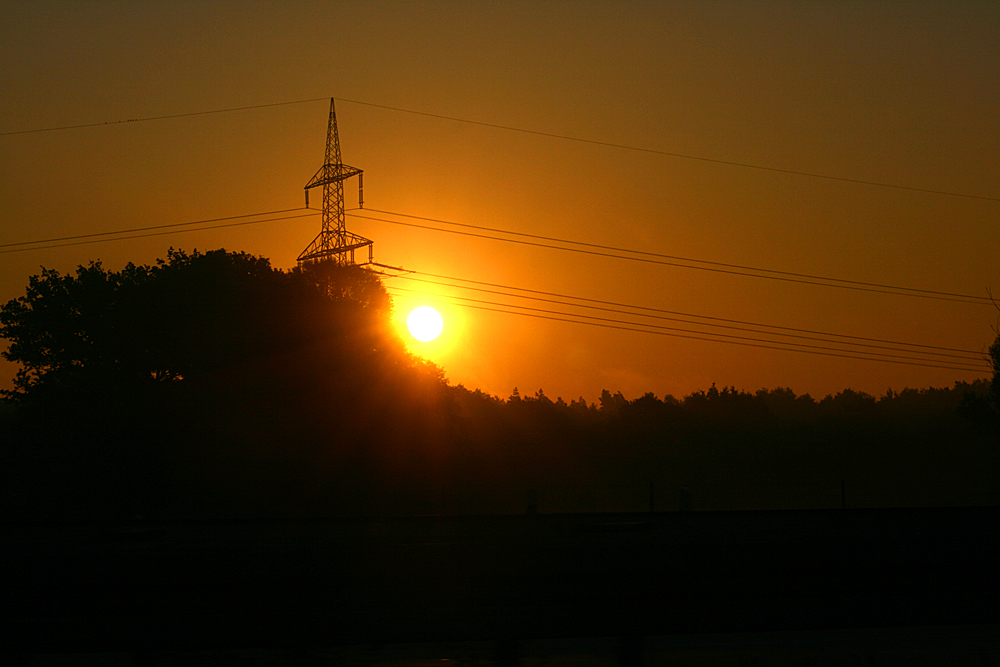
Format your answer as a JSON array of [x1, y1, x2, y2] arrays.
[[298, 98, 372, 265]]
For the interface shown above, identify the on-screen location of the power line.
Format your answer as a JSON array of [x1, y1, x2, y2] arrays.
[[11, 202, 985, 307], [3, 93, 995, 203], [398, 269, 984, 356], [0, 97, 329, 136], [364, 208, 991, 303], [0, 208, 316, 249], [390, 286, 986, 369], [0, 205, 982, 370], [336, 97, 1000, 204], [0, 212, 318, 255], [387, 287, 987, 374], [351, 211, 992, 306], [391, 273, 983, 362], [5, 201, 988, 361]]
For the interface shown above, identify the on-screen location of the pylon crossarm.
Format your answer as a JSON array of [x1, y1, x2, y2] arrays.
[[304, 164, 363, 190], [340, 231, 373, 248], [297, 231, 373, 263], [297, 245, 372, 264]]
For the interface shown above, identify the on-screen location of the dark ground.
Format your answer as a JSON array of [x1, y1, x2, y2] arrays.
[[3, 507, 999, 664]]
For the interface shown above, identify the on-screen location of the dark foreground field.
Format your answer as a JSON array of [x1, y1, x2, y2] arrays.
[[4, 507, 999, 664]]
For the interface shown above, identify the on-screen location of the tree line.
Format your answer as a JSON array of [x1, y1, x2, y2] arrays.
[[1, 249, 997, 519]]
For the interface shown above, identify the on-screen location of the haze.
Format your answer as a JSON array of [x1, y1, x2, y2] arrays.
[[1, 1, 997, 403]]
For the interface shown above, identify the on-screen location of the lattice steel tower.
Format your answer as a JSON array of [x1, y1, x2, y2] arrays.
[[299, 98, 372, 265]]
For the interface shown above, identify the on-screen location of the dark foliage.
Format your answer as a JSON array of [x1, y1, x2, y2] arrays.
[[1, 249, 998, 519], [0, 250, 449, 519]]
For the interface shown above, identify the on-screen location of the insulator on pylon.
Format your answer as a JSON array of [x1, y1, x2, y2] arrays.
[[305, 189, 309, 209], [358, 172, 364, 209]]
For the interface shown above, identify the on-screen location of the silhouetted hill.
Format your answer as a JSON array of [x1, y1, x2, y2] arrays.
[[1, 250, 998, 520]]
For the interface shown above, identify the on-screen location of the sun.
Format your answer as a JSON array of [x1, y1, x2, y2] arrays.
[[407, 306, 444, 342]]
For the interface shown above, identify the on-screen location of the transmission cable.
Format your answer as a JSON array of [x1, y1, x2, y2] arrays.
[[0, 97, 329, 136], [0, 211, 318, 255], [391, 273, 983, 362], [387, 287, 986, 374], [389, 286, 986, 368], [3, 94, 995, 203], [0, 208, 316, 249], [335, 97, 1000, 204], [394, 269, 983, 356], [350, 211, 991, 305]]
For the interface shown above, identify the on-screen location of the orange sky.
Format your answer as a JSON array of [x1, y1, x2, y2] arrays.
[[1, 1, 998, 403]]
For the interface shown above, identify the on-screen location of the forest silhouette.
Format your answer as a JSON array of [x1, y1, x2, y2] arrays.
[[1, 249, 998, 521]]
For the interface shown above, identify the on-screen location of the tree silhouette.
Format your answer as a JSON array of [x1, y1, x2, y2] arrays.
[[0, 249, 415, 403], [1, 250, 996, 519], [989, 330, 1000, 403], [0, 249, 453, 519]]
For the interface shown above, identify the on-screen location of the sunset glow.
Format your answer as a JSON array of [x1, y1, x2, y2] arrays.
[[3, 5, 1000, 654], [0, 3, 996, 403], [407, 306, 443, 342]]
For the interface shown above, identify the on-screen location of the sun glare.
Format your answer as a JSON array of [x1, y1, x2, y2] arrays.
[[407, 306, 444, 342]]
